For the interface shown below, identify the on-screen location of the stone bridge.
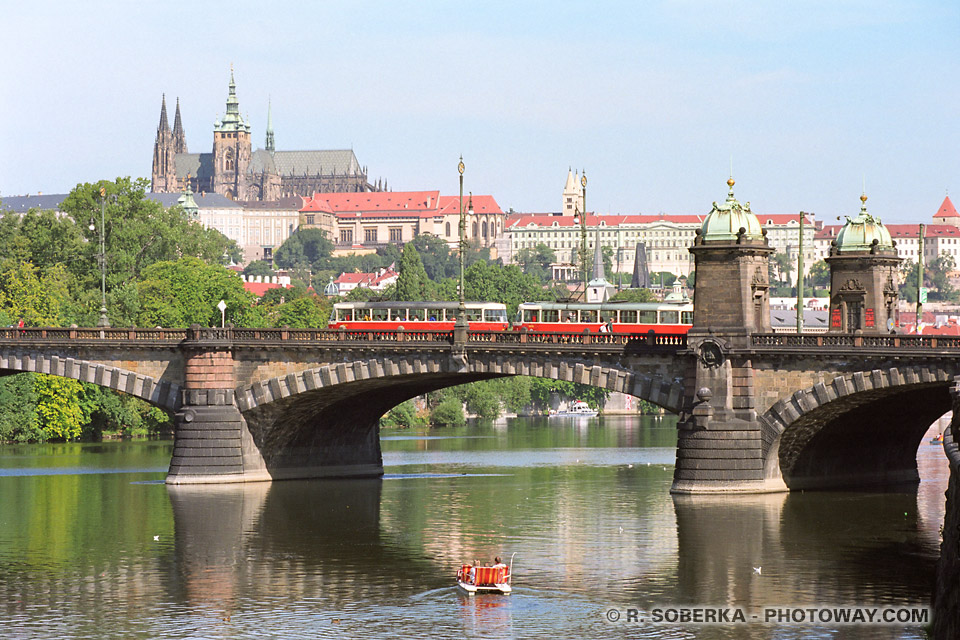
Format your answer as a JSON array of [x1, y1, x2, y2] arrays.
[[0, 325, 957, 497]]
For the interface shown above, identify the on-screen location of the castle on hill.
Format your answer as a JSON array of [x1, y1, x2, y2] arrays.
[[151, 70, 381, 201]]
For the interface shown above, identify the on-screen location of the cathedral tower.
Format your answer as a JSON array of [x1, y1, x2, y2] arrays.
[[151, 95, 178, 192], [212, 69, 252, 200]]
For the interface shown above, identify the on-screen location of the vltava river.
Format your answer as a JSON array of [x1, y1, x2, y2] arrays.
[[0, 415, 946, 639]]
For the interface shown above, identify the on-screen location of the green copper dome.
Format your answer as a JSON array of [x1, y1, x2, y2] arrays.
[[834, 194, 893, 253], [699, 178, 764, 242]]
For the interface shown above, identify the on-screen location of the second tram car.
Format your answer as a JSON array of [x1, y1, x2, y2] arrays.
[[329, 301, 509, 331], [514, 300, 693, 334]]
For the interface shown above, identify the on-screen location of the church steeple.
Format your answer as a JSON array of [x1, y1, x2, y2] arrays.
[[157, 94, 170, 135], [172, 97, 187, 154], [152, 94, 177, 193], [265, 97, 275, 152]]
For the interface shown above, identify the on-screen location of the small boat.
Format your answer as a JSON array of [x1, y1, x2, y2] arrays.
[[931, 432, 945, 444], [456, 556, 513, 595], [549, 400, 598, 419]]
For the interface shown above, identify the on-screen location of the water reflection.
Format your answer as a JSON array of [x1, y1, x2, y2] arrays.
[[0, 418, 946, 639]]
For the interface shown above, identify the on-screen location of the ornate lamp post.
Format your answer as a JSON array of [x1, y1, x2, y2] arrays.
[[455, 157, 469, 333], [580, 172, 588, 298], [89, 187, 110, 328]]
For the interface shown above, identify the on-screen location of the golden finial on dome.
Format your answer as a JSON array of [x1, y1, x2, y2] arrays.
[[860, 193, 868, 204], [727, 177, 735, 188]]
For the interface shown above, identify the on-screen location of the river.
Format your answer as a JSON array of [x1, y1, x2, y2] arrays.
[[0, 415, 947, 639]]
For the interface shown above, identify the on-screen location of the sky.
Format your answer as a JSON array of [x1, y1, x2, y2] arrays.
[[2, 0, 958, 224]]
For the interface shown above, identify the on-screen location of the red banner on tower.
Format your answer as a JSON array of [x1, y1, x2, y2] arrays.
[[831, 308, 841, 329], [865, 308, 875, 328]]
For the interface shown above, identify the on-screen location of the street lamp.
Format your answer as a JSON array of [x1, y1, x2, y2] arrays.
[[797, 211, 807, 334], [580, 172, 588, 298], [89, 187, 109, 328], [456, 157, 469, 330]]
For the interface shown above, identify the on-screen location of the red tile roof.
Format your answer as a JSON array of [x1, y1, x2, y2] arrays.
[[301, 191, 502, 221], [936, 195, 959, 219], [243, 282, 292, 297], [505, 212, 809, 229]]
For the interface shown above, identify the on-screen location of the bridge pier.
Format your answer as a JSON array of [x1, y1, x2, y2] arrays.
[[933, 382, 960, 638], [673, 334, 787, 494], [167, 328, 269, 484]]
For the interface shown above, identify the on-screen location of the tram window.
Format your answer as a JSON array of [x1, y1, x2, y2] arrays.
[[581, 310, 598, 323], [389, 308, 406, 321], [681, 311, 693, 324], [484, 309, 507, 322], [329, 310, 337, 324], [660, 310, 680, 324], [409, 308, 426, 321], [340, 308, 354, 321], [543, 309, 560, 322], [523, 309, 538, 322], [638, 310, 657, 324], [620, 310, 637, 323], [466, 308, 483, 321], [371, 308, 389, 321], [428, 308, 444, 322]]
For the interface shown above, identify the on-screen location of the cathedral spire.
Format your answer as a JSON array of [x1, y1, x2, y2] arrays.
[[172, 97, 187, 153], [157, 94, 170, 135], [265, 97, 275, 152], [217, 66, 250, 133]]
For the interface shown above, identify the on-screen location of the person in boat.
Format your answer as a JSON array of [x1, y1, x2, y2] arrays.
[[469, 559, 479, 582], [492, 556, 506, 569]]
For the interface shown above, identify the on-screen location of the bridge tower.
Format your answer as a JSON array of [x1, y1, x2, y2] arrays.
[[825, 193, 901, 333], [675, 178, 782, 493]]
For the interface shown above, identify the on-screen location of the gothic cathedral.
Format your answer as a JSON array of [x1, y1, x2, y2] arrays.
[[151, 70, 382, 201]]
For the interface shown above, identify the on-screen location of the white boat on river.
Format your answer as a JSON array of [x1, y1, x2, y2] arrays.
[[548, 401, 598, 419]]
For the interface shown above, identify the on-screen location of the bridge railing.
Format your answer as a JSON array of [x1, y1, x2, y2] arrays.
[[752, 333, 960, 350], [0, 326, 687, 348], [0, 327, 188, 341], [467, 330, 687, 347]]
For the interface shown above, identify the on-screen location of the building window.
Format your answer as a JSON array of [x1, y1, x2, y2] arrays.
[[340, 229, 353, 244], [446, 221, 451, 237], [263, 247, 273, 260], [305, 214, 315, 225], [389, 227, 402, 243], [365, 227, 378, 243]]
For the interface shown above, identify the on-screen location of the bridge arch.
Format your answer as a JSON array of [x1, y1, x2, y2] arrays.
[[0, 351, 181, 412], [231, 353, 685, 478], [760, 365, 955, 489], [237, 354, 685, 415]]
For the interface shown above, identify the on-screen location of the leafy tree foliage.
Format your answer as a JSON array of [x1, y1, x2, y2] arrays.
[[0, 261, 74, 326], [807, 260, 830, 288], [609, 288, 657, 303], [515, 243, 556, 281], [274, 295, 332, 329], [462, 261, 551, 316], [273, 227, 334, 271], [395, 243, 430, 301], [135, 257, 260, 327], [649, 271, 677, 288], [243, 260, 276, 279]]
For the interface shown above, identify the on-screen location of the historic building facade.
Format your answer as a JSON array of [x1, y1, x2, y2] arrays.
[[151, 71, 380, 201]]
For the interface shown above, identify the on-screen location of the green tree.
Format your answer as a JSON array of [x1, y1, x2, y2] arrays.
[[930, 254, 958, 302], [395, 243, 430, 301], [807, 260, 830, 288], [0, 260, 74, 326], [34, 376, 90, 441], [649, 271, 677, 288], [462, 261, 550, 316], [273, 227, 334, 271], [136, 257, 260, 327], [515, 243, 556, 281], [431, 396, 465, 427], [0, 208, 85, 270], [275, 295, 331, 328], [59, 177, 239, 326], [243, 260, 275, 279], [609, 288, 657, 303]]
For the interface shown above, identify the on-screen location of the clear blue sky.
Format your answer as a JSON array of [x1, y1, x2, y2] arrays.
[[2, 1, 958, 224]]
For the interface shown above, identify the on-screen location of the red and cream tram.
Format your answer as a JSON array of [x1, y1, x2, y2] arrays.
[[328, 301, 509, 331], [513, 300, 693, 334]]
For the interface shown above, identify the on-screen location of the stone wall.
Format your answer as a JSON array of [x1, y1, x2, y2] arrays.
[[933, 395, 960, 639]]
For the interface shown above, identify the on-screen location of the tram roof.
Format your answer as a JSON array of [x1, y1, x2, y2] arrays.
[[518, 300, 691, 310], [333, 301, 505, 310]]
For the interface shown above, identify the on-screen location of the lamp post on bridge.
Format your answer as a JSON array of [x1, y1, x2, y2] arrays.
[[579, 172, 588, 298], [455, 157, 469, 338], [89, 187, 110, 328]]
